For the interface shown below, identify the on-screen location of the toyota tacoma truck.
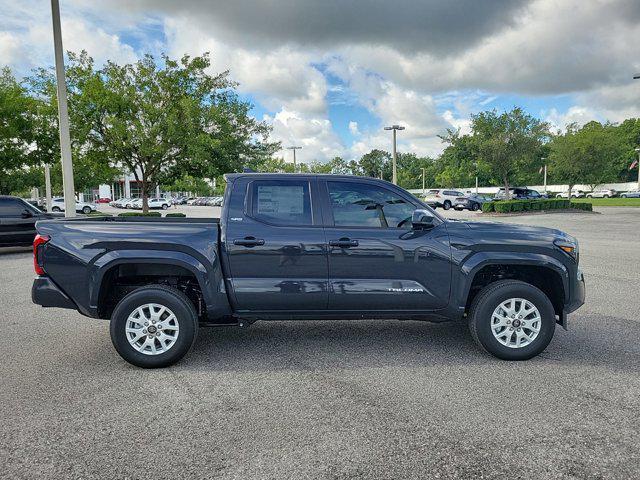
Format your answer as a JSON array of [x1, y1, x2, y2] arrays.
[[32, 173, 585, 368]]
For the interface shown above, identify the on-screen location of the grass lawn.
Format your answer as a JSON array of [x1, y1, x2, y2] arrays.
[[572, 197, 640, 207]]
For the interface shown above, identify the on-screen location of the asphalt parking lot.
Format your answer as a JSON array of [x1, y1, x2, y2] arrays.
[[1, 207, 639, 479]]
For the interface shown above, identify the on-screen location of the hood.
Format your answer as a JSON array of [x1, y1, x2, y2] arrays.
[[448, 220, 575, 245]]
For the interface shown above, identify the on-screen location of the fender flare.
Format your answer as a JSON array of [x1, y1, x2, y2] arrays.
[[454, 251, 570, 309], [88, 249, 231, 319]]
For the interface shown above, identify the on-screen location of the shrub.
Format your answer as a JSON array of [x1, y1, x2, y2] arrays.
[[493, 201, 511, 213], [165, 212, 186, 217], [118, 212, 162, 217], [86, 211, 112, 217], [571, 202, 593, 211], [481, 202, 495, 213]]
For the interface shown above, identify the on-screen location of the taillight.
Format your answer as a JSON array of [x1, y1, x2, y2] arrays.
[[33, 234, 50, 275]]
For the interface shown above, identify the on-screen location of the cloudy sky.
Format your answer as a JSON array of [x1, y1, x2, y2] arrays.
[[1, 0, 639, 162]]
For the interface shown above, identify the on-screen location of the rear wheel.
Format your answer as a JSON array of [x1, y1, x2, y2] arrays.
[[603, 194, 609, 198], [162, 204, 168, 210], [443, 200, 452, 210], [471, 203, 479, 211], [468, 280, 555, 360], [82, 206, 92, 214], [52, 206, 61, 212], [110, 285, 198, 368]]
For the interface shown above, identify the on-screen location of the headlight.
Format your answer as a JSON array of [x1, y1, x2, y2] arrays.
[[554, 238, 579, 263]]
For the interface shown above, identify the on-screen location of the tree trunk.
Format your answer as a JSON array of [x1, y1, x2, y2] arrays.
[[567, 184, 573, 200], [142, 177, 149, 213], [504, 177, 511, 200]]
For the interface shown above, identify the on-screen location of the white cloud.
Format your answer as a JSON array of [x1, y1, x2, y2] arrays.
[[348, 121, 359, 136]]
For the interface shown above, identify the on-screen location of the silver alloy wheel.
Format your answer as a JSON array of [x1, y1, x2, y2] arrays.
[[490, 298, 541, 349], [125, 303, 180, 355]]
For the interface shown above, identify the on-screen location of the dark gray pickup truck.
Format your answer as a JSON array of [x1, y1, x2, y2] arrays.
[[32, 173, 585, 367]]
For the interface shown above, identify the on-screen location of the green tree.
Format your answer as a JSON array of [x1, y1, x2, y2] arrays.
[[471, 107, 549, 199], [52, 52, 277, 212], [548, 121, 626, 195]]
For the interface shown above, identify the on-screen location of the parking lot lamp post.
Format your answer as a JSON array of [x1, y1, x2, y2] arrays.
[[51, 0, 76, 217], [421, 167, 426, 196], [384, 125, 405, 185], [44, 164, 52, 212], [287, 146, 302, 172]]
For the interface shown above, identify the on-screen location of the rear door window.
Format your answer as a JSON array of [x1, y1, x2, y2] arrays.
[[250, 180, 312, 226]]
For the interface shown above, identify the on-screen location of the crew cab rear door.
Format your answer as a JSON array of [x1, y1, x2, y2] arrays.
[[222, 176, 328, 312], [319, 178, 451, 312]]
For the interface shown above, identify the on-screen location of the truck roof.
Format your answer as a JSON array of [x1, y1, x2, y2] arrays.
[[224, 172, 388, 182]]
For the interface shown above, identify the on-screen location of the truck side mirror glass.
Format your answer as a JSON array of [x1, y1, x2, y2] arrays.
[[411, 209, 435, 230]]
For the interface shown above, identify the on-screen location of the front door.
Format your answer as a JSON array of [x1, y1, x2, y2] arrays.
[[223, 177, 328, 313], [320, 179, 451, 312]]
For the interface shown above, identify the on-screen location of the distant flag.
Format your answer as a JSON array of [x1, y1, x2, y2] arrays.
[[631, 159, 639, 170]]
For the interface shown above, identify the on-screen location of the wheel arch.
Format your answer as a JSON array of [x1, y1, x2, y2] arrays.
[[457, 253, 569, 319]]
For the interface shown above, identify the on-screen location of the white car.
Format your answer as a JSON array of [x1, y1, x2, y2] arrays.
[[586, 189, 617, 198], [620, 189, 640, 198], [131, 197, 170, 210], [422, 189, 466, 210], [556, 190, 586, 198], [50, 197, 97, 214]]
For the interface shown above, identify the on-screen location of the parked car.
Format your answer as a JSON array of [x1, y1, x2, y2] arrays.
[[495, 187, 545, 200], [620, 189, 640, 198], [205, 196, 224, 206], [556, 190, 586, 198], [130, 198, 171, 210], [422, 189, 466, 210], [51, 197, 97, 214], [96, 198, 112, 203], [123, 198, 139, 209], [0, 196, 62, 247], [453, 194, 490, 211], [111, 197, 131, 208], [186, 197, 200, 205], [586, 189, 617, 198], [32, 173, 585, 368]]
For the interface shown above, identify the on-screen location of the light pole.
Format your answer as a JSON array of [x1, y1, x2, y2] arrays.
[[541, 157, 547, 193], [421, 167, 426, 196], [384, 125, 404, 184], [51, 0, 75, 217], [44, 164, 52, 212], [287, 146, 302, 172]]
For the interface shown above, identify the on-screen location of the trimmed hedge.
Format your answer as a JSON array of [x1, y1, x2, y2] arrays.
[[118, 211, 162, 217], [484, 198, 590, 213], [165, 212, 186, 217], [86, 211, 112, 217]]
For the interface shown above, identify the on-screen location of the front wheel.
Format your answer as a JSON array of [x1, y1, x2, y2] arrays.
[[468, 280, 555, 360], [162, 204, 168, 210], [603, 194, 609, 198], [443, 200, 452, 210], [82, 206, 92, 214], [52, 206, 61, 212], [471, 203, 480, 211], [110, 285, 198, 368]]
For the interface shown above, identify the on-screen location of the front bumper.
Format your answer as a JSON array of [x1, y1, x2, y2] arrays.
[[32, 276, 77, 310], [565, 267, 586, 314]]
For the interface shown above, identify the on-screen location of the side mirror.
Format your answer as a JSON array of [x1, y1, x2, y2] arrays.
[[411, 209, 435, 230], [21, 209, 34, 219]]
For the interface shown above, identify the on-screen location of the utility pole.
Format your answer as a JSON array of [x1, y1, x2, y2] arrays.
[[287, 146, 302, 172], [384, 125, 404, 185], [51, 0, 75, 217], [421, 167, 426, 196], [44, 164, 52, 212]]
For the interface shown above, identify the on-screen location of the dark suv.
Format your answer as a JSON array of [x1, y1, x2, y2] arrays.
[[494, 187, 546, 200]]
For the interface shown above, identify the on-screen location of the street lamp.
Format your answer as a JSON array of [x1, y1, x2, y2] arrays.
[[541, 157, 547, 193], [50, 0, 76, 217], [384, 125, 405, 184], [287, 146, 302, 172]]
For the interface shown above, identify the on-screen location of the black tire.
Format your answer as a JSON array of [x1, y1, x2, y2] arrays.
[[82, 206, 92, 214], [110, 285, 198, 368], [471, 203, 479, 211], [52, 206, 61, 212], [443, 200, 452, 210], [603, 194, 609, 198], [468, 280, 555, 360], [162, 204, 168, 210]]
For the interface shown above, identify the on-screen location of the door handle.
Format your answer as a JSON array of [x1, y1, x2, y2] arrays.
[[329, 238, 359, 248], [233, 236, 265, 247]]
